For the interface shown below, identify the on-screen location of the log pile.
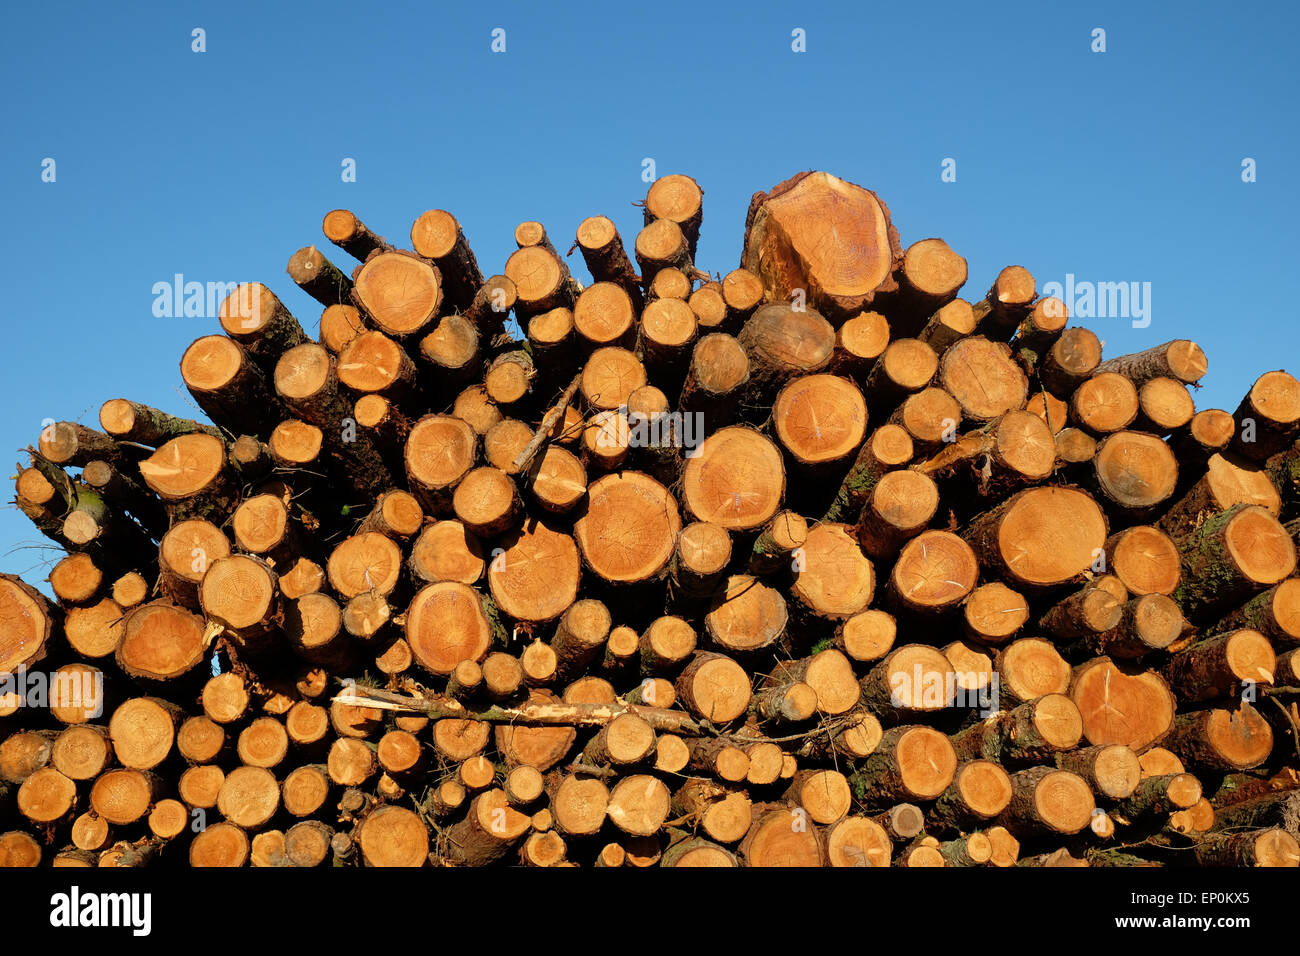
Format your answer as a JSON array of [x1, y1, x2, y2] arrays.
[[3, 169, 1300, 869]]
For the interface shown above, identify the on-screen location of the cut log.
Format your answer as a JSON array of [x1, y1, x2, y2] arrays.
[[1163, 628, 1275, 703], [1069, 657, 1176, 750], [51, 725, 113, 781], [487, 519, 581, 624], [680, 426, 784, 532], [180, 334, 281, 438], [961, 582, 1030, 645], [419, 315, 482, 398], [645, 174, 703, 255], [199, 554, 280, 649], [1104, 525, 1181, 596], [405, 582, 494, 676], [404, 414, 478, 514], [505, 244, 579, 319], [319, 304, 366, 354], [1216, 577, 1300, 646], [675, 652, 752, 724], [648, 267, 691, 301], [850, 725, 957, 805], [997, 767, 1095, 837], [408, 520, 484, 586], [549, 599, 612, 681], [689, 283, 728, 333], [638, 616, 697, 674], [1167, 702, 1274, 772], [968, 266, 1035, 342], [678, 333, 750, 429], [747, 511, 808, 576], [738, 805, 827, 867], [574, 472, 681, 584], [551, 775, 609, 837], [1039, 585, 1122, 641], [1230, 370, 1300, 461], [0, 574, 58, 674], [337, 330, 418, 402], [287, 245, 352, 307], [1056, 744, 1142, 801], [1070, 373, 1139, 434], [579, 346, 646, 412], [1172, 504, 1296, 620], [137, 433, 239, 523], [1113, 772, 1202, 821], [109, 697, 182, 770], [321, 209, 390, 261], [669, 521, 731, 597], [90, 769, 163, 826], [1159, 452, 1281, 541], [116, 602, 208, 682], [836, 609, 897, 663], [576, 216, 641, 303], [217, 283, 308, 373], [572, 282, 637, 353], [887, 530, 979, 616], [157, 518, 230, 609], [722, 268, 765, 327], [1096, 340, 1207, 386], [408, 209, 482, 312], [963, 486, 1108, 591], [635, 219, 696, 289], [351, 251, 442, 340], [1135, 377, 1195, 435], [952, 694, 1083, 764], [1088, 593, 1185, 659], [704, 575, 788, 655], [99, 399, 221, 446], [1175, 408, 1236, 467], [742, 171, 901, 320], [736, 303, 836, 411], [1195, 828, 1300, 868], [938, 336, 1028, 423]]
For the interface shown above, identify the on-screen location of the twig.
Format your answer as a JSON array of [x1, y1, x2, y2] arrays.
[[510, 372, 583, 477], [1267, 695, 1300, 761]]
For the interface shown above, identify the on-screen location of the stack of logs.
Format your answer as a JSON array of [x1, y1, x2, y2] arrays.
[[3, 170, 1300, 869]]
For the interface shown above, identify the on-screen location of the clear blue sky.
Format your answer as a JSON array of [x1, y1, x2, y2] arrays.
[[2, 0, 1296, 592]]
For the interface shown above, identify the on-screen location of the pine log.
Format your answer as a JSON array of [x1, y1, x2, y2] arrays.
[[963, 486, 1108, 591], [850, 725, 957, 805], [1069, 657, 1177, 751], [1172, 504, 1296, 621], [887, 530, 979, 616], [790, 523, 875, 621], [888, 387, 963, 455], [1216, 578, 1300, 646], [703, 575, 788, 655], [1194, 828, 1300, 867], [938, 336, 1028, 423], [1163, 628, 1275, 703], [287, 245, 352, 307], [741, 171, 902, 320], [677, 333, 750, 430], [952, 694, 1083, 764], [1056, 744, 1142, 801], [576, 216, 642, 306]]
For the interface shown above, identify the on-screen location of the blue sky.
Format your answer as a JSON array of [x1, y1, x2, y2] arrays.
[[1, 0, 1297, 590]]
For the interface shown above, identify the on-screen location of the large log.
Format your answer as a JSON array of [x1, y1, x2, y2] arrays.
[[742, 171, 902, 320]]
